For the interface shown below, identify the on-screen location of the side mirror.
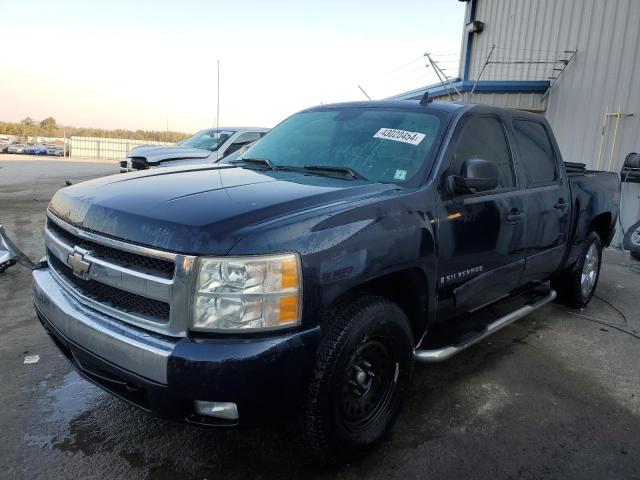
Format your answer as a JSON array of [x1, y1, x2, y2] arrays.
[[448, 158, 500, 194]]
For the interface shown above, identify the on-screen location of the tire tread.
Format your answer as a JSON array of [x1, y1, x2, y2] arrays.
[[552, 231, 602, 308], [302, 294, 412, 463]]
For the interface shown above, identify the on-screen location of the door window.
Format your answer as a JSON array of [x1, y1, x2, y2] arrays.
[[449, 116, 515, 189], [513, 120, 558, 186], [234, 132, 263, 144]]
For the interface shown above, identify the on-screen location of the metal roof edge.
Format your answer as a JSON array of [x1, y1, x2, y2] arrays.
[[388, 80, 550, 101]]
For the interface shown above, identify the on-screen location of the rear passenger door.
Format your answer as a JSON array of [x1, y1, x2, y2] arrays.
[[511, 119, 571, 283], [436, 113, 526, 317]]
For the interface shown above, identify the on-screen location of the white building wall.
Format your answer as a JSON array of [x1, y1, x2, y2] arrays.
[[466, 0, 640, 237], [447, 92, 547, 112], [467, 0, 640, 168]]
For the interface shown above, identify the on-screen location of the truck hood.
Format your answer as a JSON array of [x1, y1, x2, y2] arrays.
[[48, 165, 397, 254], [127, 145, 211, 164]]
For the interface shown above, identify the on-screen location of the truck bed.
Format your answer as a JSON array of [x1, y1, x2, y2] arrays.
[[564, 166, 620, 266]]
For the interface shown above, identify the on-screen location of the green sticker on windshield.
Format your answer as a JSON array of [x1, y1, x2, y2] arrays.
[[394, 169, 407, 180]]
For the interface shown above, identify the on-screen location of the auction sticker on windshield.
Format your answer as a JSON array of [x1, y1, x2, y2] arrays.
[[373, 128, 426, 146]]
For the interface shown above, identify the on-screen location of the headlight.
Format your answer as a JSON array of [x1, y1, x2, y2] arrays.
[[192, 253, 302, 332]]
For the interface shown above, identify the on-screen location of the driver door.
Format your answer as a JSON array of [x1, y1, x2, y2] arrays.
[[435, 113, 527, 319]]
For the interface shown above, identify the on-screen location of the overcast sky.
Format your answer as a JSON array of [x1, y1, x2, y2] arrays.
[[0, 0, 465, 133]]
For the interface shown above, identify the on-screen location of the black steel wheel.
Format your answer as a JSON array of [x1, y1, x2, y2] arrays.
[[340, 338, 397, 432], [301, 294, 414, 464]]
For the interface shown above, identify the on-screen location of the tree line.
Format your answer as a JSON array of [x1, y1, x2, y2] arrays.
[[0, 117, 191, 143]]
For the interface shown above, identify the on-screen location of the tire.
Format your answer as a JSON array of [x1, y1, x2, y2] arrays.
[[623, 220, 640, 261], [301, 295, 414, 463], [552, 231, 603, 308]]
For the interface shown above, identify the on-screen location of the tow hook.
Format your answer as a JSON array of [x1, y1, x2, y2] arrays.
[[0, 224, 47, 273]]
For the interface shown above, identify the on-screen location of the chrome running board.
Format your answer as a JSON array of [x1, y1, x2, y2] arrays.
[[414, 289, 556, 363]]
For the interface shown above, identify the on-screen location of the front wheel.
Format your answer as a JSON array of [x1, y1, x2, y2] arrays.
[[301, 295, 414, 463], [552, 231, 602, 308]]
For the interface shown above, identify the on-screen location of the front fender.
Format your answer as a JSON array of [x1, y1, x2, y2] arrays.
[[229, 189, 438, 331]]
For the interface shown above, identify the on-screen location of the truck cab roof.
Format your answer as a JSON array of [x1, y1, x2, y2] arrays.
[[302, 99, 468, 113], [303, 100, 546, 122]]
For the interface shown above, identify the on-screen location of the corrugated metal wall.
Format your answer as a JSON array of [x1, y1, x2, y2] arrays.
[[467, 0, 640, 171], [449, 92, 547, 112], [70, 136, 171, 160], [466, 0, 640, 238]]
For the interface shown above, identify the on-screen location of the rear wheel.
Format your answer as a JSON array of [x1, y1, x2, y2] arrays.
[[552, 231, 602, 308], [301, 295, 414, 463]]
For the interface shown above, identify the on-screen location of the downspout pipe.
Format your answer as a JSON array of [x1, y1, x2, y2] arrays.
[[462, 0, 477, 82]]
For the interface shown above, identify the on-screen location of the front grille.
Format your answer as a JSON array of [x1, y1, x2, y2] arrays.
[[48, 252, 170, 322], [47, 220, 175, 279], [120, 160, 127, 168]]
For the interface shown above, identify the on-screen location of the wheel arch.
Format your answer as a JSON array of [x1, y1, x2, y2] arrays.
[[330, 268, 429, 344], [589, 212, 613, 246]]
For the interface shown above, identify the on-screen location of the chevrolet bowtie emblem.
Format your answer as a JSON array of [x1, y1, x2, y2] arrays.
[[67, 249, 92, 277]]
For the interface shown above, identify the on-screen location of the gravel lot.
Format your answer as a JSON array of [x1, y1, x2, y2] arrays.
[[1, 156, 639, 479]]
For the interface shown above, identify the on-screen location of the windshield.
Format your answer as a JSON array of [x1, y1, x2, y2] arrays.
[[239, 107, 446, 185], [179, 129, 236, 151]]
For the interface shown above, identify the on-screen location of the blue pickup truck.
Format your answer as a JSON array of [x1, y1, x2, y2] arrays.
[[4, 100, 619, 462]]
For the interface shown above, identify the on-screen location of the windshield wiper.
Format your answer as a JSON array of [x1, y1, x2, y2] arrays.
[[230, 159, 367, 180], [302, 165, 366, 180], [230, 157, 276, 170]]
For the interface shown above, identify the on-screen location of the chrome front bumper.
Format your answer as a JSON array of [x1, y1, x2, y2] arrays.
[[33, 268, 177, 384]]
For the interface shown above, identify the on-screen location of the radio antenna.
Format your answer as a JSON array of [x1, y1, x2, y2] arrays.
[[357, 85, 372, 101], [216, 59, 220, 161]]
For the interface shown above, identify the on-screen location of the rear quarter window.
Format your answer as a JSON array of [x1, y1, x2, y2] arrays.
[[513, 120, 558, 186]]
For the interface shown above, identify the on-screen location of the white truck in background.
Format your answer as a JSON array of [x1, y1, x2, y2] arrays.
[[119, 127, 269, 172]]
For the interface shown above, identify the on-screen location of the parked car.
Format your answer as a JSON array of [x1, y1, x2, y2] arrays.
[[24, 144, 48, 155], [620, 153, 640, 260], [10, 100, 619, 463], [46, 145, 65, 156], [624, 221, 640, 260], [6, 143, 26, 154], [119, 127, 269, 172]]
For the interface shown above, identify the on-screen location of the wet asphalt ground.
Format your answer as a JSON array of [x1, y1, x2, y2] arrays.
[[1, 156, 639, 479]]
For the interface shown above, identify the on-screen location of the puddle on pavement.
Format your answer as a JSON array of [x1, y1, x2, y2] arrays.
[[47, 371, 103, 423], [23, 370, 104, 449]]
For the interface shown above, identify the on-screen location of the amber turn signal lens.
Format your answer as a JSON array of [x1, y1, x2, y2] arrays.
[[280, 256, 299, 290], [278, 295, 299, 324]]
